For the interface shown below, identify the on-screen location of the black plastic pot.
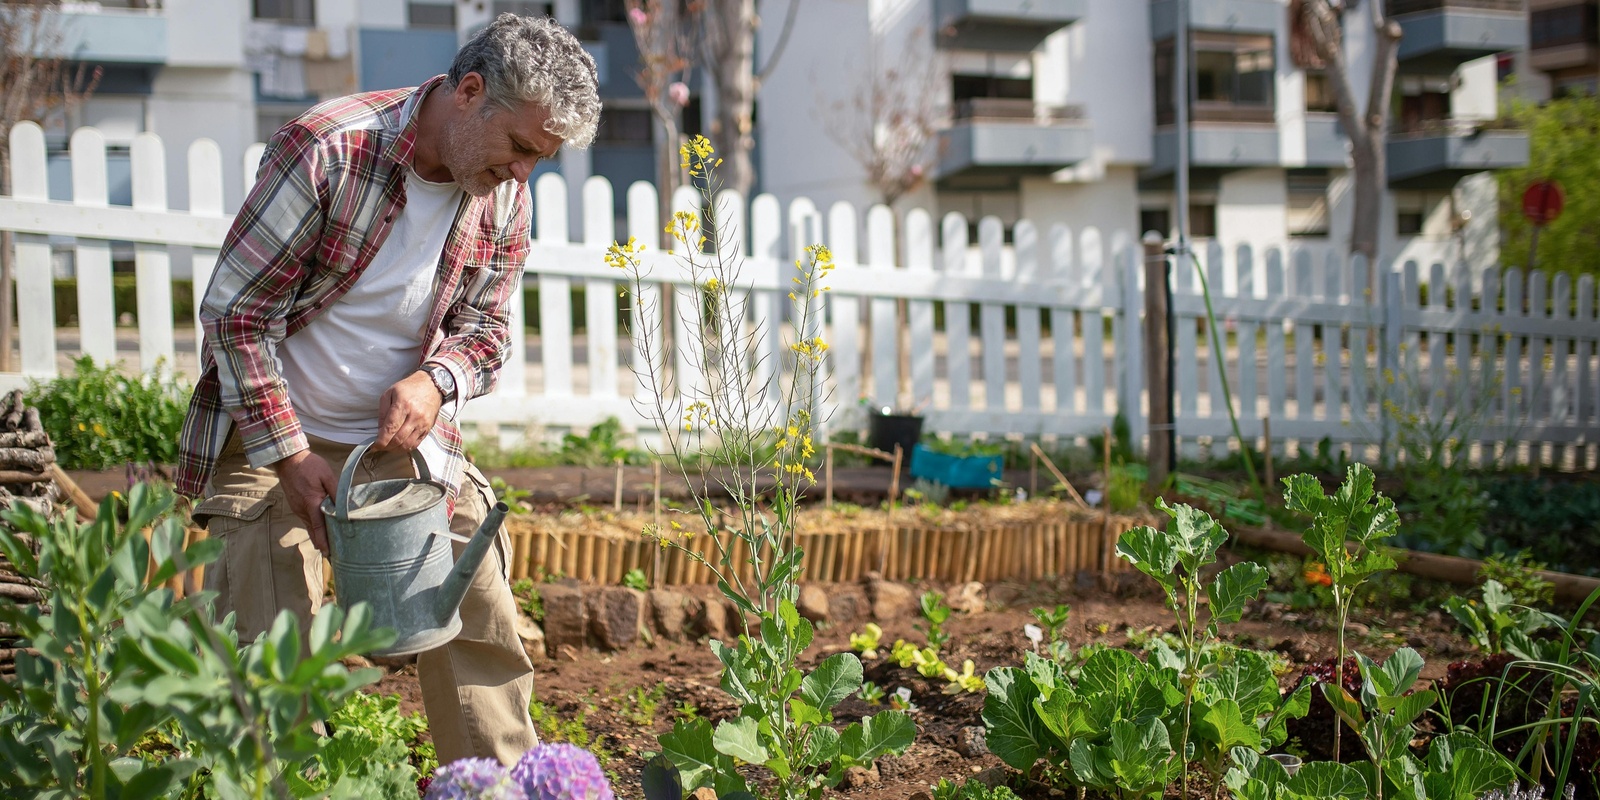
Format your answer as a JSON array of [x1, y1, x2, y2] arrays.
[[867, 414, 923, 467]]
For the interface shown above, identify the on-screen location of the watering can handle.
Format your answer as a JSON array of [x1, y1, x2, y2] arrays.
[[331, 438, 433, 522]]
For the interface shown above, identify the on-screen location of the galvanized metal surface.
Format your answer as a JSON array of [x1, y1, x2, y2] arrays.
[[320, 441, 504, 657]]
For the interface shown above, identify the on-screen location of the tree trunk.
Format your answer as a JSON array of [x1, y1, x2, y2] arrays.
[[707, 0, 757, 198], [1349, 138, 1384, 292], [654, 115, 681, 248]]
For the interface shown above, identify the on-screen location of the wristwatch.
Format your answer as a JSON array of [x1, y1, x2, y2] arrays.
[[422, 364, 457, 403]]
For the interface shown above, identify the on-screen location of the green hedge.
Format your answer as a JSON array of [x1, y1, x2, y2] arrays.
[[53, 277, 197, 328]]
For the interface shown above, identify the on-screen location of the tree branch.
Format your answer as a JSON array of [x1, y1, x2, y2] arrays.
[[1302, 0, 1368, 152], [1366, 11, 1403, 135], [754, 0, 801, 85]]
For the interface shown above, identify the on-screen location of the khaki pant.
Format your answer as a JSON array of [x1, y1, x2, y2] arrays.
[[193, 433, 537, 766]]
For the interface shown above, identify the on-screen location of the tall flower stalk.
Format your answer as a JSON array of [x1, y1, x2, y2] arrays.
[[607, 137, 913, 799]]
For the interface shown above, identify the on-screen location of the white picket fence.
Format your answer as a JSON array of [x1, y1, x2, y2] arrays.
[[1, 122, 1598, 468]]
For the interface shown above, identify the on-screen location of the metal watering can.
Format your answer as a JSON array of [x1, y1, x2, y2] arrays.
[[319, 440, 508, 657]]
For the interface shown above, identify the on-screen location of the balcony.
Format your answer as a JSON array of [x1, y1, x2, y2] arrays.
[[1387, 0, 1527, 72], [1149, 0, 1281, 39], [1529, 2, 1599, 72], [934, 0, 1086, 51], [934, 100, 1093, 189], [1387, 120, 1529, 189], [11, 4, 168, 64]]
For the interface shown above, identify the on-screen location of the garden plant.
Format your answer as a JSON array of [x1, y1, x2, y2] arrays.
[[607, 135, 914, 799]]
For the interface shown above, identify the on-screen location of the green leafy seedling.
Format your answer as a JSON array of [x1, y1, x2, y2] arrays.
[[1282, 464, 1399, 761]]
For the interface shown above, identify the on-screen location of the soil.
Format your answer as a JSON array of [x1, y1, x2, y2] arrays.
[[370, 573, 1475, 800]]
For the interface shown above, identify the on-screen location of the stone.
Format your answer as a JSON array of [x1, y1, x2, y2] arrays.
[[1347, 621, 1371, 637], [972, 765, 1009, 789], [587, 586, 646, 651], [693, 596, 729, 640], [339, 654, 373, 670], [842, 765, 879, 789], [956, 725, 988, 758], [948, 581, 985, 614], [540, 583, 587, 655], [867, 577, 916, 620], [797, 584, 830, 622], [909, 793, 933, 800], [515, 612, 548, 663], [649, 589, 690, 642], [987, 584, 1021, 607], [830, 593, 860, 624], [688, 788, 717, 800], [876, 754, 908, 783]]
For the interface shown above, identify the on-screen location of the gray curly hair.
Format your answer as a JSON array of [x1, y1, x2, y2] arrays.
[[448, 14, 602, 149]]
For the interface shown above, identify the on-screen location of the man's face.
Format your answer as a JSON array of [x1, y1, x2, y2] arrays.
[[440, 85, 564, 197]]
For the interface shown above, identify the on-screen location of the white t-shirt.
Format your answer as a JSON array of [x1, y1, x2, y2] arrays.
[[278, 167, 463, 444]]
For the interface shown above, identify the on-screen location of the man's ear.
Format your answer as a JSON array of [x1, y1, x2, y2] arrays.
[[453, 72, 486, 111]]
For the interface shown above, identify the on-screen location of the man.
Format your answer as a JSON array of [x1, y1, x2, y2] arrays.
[[175, 15, 600, 765]]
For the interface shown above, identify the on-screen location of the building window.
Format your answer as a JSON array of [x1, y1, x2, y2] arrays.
[[1396, 74, 1452, 133], [1141, 208, 1171, 240], [253, 0, 314, 24], [493, 1, 554, 18], [595, 108, 653, 146], [1155, 34, 1275, 125], [408, 2, 456, 29], [1287, 171, 1330, 237], [1394, 192, 1440, 237], [1304, 69, 1337, 112], [1396, 210, 1425, 236], [951, 74, 1033, 103], [579, 0, 628, 24], [1532, 4, 1599, 50], [1189, 203, 1217, 239]]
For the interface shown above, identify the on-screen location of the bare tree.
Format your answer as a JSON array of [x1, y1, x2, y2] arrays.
[[625, 0, 694, 244], [825, 26, 943, 208], [1292, 0, 1402, 288], [1, 0, 99, 372], [691, 0, 801, 199]]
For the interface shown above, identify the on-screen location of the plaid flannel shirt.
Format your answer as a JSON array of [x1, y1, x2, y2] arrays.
[[175, 76, 529, 500]]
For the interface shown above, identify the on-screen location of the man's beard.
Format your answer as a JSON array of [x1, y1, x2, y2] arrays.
[[440, 110, 511, 197]]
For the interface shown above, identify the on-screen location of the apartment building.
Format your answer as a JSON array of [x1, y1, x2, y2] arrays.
[[28, 0, 647, 242], [757, 0, 1533, 268]]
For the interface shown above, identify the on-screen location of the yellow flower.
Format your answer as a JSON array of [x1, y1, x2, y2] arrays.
[[93, 423, 107, 437], [77, 422, 86, 432]]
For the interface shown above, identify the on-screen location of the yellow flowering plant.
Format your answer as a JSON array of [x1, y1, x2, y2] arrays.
[[608, 136, 913, 799]]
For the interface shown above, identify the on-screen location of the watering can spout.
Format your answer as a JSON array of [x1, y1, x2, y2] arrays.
[[434, 501, 510, 626]]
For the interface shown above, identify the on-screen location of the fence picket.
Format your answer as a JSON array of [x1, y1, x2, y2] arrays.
[[751, 193, 784, 406], [188, 139, 225, 359], [942, 213, 972, 412], [583, 177, 619, 401], [1528, 272, 1548, 462], [827, 202, 862, 427], [534, 174, 573, 397], [10, 123, 56, 377], [906, 209, 936, 409], [1579, 275, 1596, 437], [1015, 221, 1042, 415], [1206, 241, 1227, 457], [1265, 249, 1288, 428], [1081, 228, 1107, 418], [1320, 250, 1343, 427], [1349, 256, 1372, 427], [626, 182, 662, 404], [1504, 268, 1525, 438], [1427, 262, 1448, 419], [72, 128, 116, 364], [1552, 272, 1573, 466], [1293, 251, 1316, 427], [867, 205, 898, 412], [131, 134, 176, 376], [1175, 243, 1199, 458], [1235, 245, 1258, 443], [980, 217, 1007, 414], [1049, 225, 1077, 418]]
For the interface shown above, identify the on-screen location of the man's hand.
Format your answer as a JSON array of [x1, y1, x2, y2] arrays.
[[375, 370, 443, 452], [272, 449, 337, 554]]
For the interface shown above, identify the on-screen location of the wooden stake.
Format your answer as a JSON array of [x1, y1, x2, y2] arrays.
[[1262, 416, 1275, 490], [1030, 450, 1038, 498], [653, 460, 663, 589], [614, 458, 624, 512], [878, 445, 903, 573], [1100, 427, 1113, 575], [47, 463, 97, 521], [825, 447, 834, 508], [1029, 442, 1088, 507]]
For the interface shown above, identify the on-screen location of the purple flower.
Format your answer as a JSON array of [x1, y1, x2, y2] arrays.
[[424, 758, 526, 800], [509, 744, 615, 800]]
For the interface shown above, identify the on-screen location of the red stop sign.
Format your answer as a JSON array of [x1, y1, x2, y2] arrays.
[[1523, 180, 1565, 226]]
